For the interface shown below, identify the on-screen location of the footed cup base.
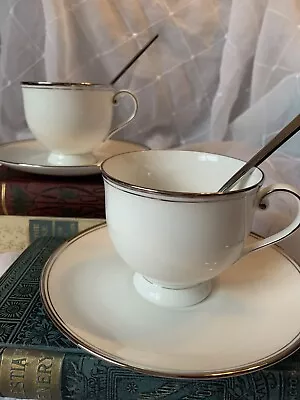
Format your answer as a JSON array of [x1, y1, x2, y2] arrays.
[[47, 152, 96, 166], [133, 273, 212, 308]]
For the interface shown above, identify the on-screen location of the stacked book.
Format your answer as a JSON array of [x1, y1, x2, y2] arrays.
[[0, 165, 105, 219]]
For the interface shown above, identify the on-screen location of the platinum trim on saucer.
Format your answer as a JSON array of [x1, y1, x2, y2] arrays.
[[40, 224, 300, 380], [0, 139, 149, 170], [100, 150, 265, 200]]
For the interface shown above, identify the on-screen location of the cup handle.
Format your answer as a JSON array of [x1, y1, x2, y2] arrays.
[[242, 184, 300, 256], [103, 90, 138, 141]]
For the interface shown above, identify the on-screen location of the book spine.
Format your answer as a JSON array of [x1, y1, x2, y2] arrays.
[[0, 347, 63, 399], [0, 181, 106, 219], [1, 347, 300, 400], [0, 215, 103, 253]]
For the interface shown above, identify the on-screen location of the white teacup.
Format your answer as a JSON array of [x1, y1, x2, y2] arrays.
[[21, 82, 138, 166], [101, 150, 300, 308]]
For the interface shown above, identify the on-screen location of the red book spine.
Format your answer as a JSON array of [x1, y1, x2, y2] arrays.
[[0, 167, 105, 218]]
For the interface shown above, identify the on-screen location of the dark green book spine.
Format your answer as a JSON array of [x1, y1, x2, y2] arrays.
[[1, 346, 300, 400]]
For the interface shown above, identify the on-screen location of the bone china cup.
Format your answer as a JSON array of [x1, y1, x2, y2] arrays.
[[101, 150, 300, 308], [21, 82, 138, 166]]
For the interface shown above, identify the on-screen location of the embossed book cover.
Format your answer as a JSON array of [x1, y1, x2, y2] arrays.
[[0, 232, 300, 399], [0, 165, 105, 219]]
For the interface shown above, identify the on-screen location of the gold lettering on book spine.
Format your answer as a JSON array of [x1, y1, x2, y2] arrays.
[[0, 347, 64, 399], [1, 183, 8, 215]]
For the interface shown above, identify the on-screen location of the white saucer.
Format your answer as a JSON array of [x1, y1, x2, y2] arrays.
[[41, 224, 300, 378], [0, 139, 147, 176]]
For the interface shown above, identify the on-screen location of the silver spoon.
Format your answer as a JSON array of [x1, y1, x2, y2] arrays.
[[110, 34, 159, 85], [218, 114, 300, 193]]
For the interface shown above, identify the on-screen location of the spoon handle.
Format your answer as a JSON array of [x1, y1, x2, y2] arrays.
[[218, 114, 300, 193], [110, 34, 159, 85]]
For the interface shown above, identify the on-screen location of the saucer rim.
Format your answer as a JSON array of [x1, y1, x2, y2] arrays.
[[0, 139, 148, 170], [40, 224, 300, 379]]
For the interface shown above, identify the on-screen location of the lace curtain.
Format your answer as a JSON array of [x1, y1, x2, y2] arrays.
[[0, 0, 300, 272], [0, 0, 299, 152]]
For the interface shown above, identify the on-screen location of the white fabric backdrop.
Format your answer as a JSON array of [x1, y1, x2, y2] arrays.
[[0, 4, 299, 250], [0, 1, 299, 255], [0, 3, 300, 399], [0, 0, 299, 150]]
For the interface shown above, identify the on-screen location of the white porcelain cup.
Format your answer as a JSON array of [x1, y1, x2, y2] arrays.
[[101, 150, 300, 308], [21, 82, 138, 166]]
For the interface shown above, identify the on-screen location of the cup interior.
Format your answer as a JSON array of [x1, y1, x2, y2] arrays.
[[101, 150, 264, 194]]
